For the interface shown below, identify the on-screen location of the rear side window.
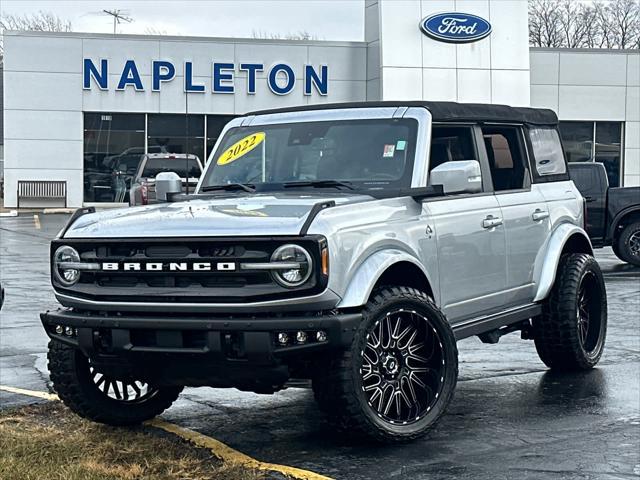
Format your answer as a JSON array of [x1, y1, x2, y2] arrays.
[[529, 128, 567, 176], [481, 126, 529, 191], [142, 158, 202, 178], [569, 165, 608, 194]]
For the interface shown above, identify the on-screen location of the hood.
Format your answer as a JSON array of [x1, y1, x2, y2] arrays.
[[63, 193, 374, 238]]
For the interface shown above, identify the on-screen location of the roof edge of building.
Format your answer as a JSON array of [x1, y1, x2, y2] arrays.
[[3, 30, 367, 47], [530, 46, 639, 55]]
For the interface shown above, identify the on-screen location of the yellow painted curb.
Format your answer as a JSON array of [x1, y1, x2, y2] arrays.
[[147, 418, 333, 480], [0, 385, 59, 401], [0, 385, 333, 480]]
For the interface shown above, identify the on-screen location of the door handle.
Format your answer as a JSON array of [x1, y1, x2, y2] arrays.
[[584, 196, 595, 202], [482, 215, 503, 229], [532, 209, 550, 222]]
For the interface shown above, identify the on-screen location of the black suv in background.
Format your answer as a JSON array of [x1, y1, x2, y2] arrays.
[[569, 162, 640, 266]]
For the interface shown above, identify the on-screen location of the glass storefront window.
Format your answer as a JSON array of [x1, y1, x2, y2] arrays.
[[559, 121, 623, 187], [206, 115, 236, 161], [83, 113, 237, 203], [147, 114, 205, 162], [559, 122, 594, 163], [595, 122, 622, 187], [83, 113, 145, 203]]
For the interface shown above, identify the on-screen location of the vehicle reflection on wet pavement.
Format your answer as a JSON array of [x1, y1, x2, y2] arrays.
[[1, 213, 638, 479]]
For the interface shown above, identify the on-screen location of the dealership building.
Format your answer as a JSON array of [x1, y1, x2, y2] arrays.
[[1, 0, 638, 208]]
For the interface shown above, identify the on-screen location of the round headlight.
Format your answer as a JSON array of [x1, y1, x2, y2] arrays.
[[53, 246, 81, 286], [271, 244, 313, 288]]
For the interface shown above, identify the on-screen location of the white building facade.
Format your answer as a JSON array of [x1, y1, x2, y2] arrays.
[[2, 0, 638, 208]]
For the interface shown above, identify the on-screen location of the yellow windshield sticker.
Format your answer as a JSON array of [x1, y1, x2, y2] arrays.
[[217, 132, 265, 166]]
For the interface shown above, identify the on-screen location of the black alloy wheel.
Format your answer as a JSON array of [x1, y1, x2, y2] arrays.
[[534, 253, 607, 371], [89, 365, 159, 404], [576, 271, 604, 356], [360, 308, 445, 425], [312, 287, 458, 443], [617, 221, 640, 267], [48, 340, 182, 425]]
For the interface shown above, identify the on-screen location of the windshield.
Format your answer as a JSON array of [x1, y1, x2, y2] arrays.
[[111, 155, 144, 175], [200, 119, 417, 192], [142, 158, 201, 179]]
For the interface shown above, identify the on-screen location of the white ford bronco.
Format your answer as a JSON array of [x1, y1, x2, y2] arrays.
[[42, 102, 607, 443]]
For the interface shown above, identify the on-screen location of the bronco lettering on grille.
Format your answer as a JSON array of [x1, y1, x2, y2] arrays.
[[101, 262, 236, 271]]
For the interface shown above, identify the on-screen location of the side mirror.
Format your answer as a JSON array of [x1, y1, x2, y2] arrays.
[[155, 171, 182, 202], [428, 160, 482, 195]]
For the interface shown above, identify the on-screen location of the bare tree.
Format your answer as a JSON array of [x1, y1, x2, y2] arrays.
[[252, 29, 320, 41], [144, 26, 170, 36], [529, 0, 640, 49], [607, 0, 640, 49], [529, 0, 563, 47], [0, 11, 72, 64], [594, 1, 616, 48]]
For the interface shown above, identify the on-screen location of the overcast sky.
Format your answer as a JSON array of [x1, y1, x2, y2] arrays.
[[1, 0, 364, 41]]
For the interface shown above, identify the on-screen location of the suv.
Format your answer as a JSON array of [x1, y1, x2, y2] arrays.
[[129, 153, 203, 206], [41, 102, 607, 443]]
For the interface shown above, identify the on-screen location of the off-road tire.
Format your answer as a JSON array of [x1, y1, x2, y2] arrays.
[[313, 286, 458, 443], [617, 221, 640, 266], [48, 340, 182, 425], [534, 254, 607, 371]]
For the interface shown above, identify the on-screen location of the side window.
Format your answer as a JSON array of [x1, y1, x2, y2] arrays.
[[569, 166, 595, 192], [481, 126, 529, 191], [569, 165, 606, 196], [529, 127, 567, 176], [429, 126, 477, 171]]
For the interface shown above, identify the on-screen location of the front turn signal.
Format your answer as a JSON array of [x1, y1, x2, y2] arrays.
[[321, 247, 329, 276]]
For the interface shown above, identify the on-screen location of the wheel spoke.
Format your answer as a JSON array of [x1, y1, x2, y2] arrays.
[[394, 391, 402, 417], [407, 352, 428, 364], [391, 317, 402, 340], [382, 316, 393, 349], [369, 386, 384, 412], [382, 385, 396, 416], [409, 371, 427, 389], [131, 382, 141, 398], [102, 378, 111, 395], [363, 349, 378, 367], [364, 381, 382, 392], [112, 381, 122, 400], [401, 375, 417, 404], [94, 374, 106, 388], [396, 325, 413, 345]]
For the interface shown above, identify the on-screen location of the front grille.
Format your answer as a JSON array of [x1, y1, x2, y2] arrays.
[[52, 237, 326, 305]]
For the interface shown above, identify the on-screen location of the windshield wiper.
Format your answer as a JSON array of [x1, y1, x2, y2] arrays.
[[283, 180, 354, 190], [201, 183, 256, 193]]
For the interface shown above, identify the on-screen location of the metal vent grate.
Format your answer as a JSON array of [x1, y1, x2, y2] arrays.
[[17, 180, 67, 206]]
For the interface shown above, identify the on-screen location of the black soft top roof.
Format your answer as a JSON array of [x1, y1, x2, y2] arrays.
[[248, 101, 558, 126]]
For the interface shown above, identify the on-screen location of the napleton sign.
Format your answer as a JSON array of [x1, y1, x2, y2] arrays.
[[83, 59, 329, 95]]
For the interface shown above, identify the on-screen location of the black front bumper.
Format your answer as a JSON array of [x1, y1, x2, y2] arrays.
[[40, 309, 362, 363]]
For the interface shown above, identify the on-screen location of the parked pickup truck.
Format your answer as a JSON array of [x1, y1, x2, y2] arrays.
[[41, 102, 607, 443], [129, 153, 203, 206], [569, 162, 640, 266]]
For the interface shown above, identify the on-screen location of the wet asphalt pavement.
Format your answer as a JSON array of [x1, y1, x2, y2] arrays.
[[1, 212, 639, 479]]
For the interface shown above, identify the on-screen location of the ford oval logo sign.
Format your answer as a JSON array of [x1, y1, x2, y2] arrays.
[[420, 12, 492, 43]]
